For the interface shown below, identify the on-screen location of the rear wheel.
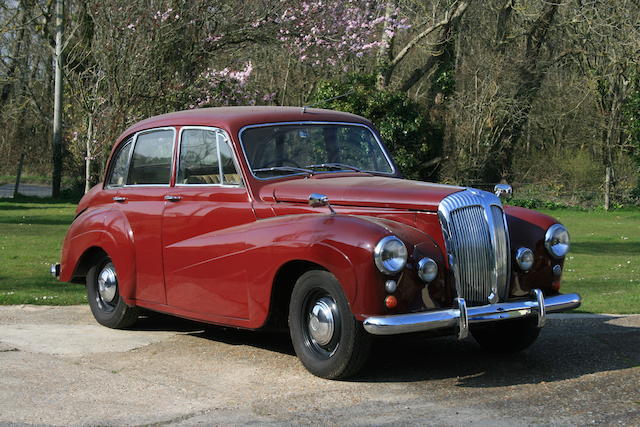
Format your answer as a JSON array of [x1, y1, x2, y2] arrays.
[[471, 317, 540, 353], [289, 270, 371, 379], [86, 256, 139, 329]]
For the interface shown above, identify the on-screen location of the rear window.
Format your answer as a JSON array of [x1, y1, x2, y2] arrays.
[[127, 129, 175, 185]]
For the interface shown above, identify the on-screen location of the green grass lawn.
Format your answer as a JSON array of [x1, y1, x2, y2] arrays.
[[0, 198, 638, 313], [0, 198, 86, 305], [540, 208, 640, 314]]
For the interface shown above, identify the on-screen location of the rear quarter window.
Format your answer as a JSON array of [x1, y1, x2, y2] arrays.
[[106, 138, 133, 187], [127, 129, 175, 185]]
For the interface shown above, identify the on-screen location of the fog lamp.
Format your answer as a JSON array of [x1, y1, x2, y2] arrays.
[[417, 257, 438, 282], [515, 247, 534, 272]]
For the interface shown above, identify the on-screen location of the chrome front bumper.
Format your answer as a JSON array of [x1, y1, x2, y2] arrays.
[[363, 290, 581, 339]]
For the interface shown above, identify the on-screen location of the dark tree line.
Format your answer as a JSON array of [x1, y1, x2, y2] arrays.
[[0, 0, 638, 207]]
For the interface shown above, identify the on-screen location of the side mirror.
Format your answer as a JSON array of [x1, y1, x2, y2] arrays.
[[494, 184, 512, 199], [308, 193, 335, 214]]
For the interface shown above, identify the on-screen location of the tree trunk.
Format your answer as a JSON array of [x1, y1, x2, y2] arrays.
[[602, 73, 627, 210], [375, 1, 398, 90], [0, 0, 30, 106], [13, 153, 25, 198], [51, 0, 64, 198], [604, 166, 611, 211], [85, 115, 93, 194], [481, 2, 560, 184], [400, 0, 473, 92]]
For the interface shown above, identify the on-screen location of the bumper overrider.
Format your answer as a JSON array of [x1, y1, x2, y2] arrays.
[[363, 289, 581, 339]]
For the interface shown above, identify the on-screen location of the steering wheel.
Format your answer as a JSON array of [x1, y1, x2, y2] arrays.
[[262, 158, 302, 168]]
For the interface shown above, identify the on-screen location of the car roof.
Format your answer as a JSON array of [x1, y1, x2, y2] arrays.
[[116, 106, 372, 144]]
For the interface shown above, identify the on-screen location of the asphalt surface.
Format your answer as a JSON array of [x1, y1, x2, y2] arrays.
[[0, 184, 52, 198], [0, 305, 638, 426]]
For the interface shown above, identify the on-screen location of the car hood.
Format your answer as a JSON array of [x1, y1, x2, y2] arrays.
[[258, 175, 464, 211]]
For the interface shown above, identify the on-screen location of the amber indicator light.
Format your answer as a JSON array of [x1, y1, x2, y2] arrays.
[[385, 295, 398, 309]]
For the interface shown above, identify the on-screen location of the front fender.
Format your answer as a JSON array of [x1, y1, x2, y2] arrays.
[[60, 207, 136, 300], [504, 205, 564, 296], [234, 213, 446, 326]]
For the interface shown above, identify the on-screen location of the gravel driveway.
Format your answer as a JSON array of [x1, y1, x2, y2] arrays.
[[0, 305, 638, 426]]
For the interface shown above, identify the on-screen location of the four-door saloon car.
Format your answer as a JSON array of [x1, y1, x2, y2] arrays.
[[52, 106, 581, 379]]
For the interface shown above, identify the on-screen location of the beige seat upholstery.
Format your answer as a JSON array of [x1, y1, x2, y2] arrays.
[[223, 174, 241, 185], [186, 174, 221, 184]]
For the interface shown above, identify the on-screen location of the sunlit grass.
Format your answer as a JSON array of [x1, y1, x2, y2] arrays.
[[541, 208, 640, 314], [0, 198, 638, 313], [0, 198, 86, 305]]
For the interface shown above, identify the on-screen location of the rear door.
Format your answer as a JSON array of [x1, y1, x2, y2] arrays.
[[114, 127, 176, 305]]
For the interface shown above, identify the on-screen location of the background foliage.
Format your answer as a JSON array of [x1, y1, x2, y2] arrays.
[[0, 0, 638, 207]]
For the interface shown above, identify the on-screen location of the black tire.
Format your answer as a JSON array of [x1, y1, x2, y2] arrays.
[[471, 317, 540, 353], [86, 256, 139, 329], [288, 270, 371, 379]]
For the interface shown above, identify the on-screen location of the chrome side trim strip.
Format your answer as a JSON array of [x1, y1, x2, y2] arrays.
[[362, 291, 581, 336]]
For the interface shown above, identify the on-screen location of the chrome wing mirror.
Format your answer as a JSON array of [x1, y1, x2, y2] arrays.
[[494, 184, 512, 200], [308, 193, 335, 214]]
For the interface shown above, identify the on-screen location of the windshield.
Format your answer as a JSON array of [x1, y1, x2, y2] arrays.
[[240, 123, 394, 179]]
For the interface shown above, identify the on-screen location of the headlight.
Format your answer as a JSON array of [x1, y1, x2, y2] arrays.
[[515, 247, 534, 271], [545, 224, 570, 258], [417, 257, 438, 282], [374, 236, 408, 275]]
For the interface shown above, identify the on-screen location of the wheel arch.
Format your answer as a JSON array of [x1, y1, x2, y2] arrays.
[[264, 260, 327, 330], [69, 246, 109, 284]]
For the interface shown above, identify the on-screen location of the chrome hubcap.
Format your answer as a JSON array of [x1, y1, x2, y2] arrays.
[[97, 263, 117, 303], [308, 297, 336, 346]]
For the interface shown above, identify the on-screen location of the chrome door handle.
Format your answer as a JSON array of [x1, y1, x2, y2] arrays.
[[164, 195, 182, 202], [112, 196, 127, 203]]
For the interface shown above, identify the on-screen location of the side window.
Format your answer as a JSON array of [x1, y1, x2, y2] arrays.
[[106, 138, 133, 187], [127, 129, 174, 185], [178, 128, 241, 185]]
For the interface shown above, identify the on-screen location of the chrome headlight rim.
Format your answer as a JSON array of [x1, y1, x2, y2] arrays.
[[515, 247, 534, 272], [545, 223, 570, 259], [373, 236, 408, 275], [417, 257, 438, 282]]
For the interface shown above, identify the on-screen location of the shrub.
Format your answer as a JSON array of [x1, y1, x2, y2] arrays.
[[308, 74, 437, 181]]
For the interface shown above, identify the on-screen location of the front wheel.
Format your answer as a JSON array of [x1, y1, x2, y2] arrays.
[[471, 317, 540, 353], [288, 270, 371, 379], [86, 256, 139, 329]]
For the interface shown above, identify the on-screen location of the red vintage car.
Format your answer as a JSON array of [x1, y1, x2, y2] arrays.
[[52, 107, 580, 379]]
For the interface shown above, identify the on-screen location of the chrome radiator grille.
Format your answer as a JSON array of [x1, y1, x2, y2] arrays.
[[438, 190, 510, 306]]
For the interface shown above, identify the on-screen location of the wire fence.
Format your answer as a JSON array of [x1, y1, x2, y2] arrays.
[[466, 183, 640, 208]]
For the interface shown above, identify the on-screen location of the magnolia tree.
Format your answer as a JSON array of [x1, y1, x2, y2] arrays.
[[276, 1, 409, 68]]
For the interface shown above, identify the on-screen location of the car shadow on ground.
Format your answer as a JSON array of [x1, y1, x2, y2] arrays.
[[356, 316, 640, 386], [131, 313, 639, 386], [132, 310, 296, 356]]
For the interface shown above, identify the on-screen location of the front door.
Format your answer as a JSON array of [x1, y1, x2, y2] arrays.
[[162, 127, 256, 319]]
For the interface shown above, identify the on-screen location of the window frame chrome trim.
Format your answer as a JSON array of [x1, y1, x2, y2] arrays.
[[238, 121, 397, 181], [175, 125, 244, 188]]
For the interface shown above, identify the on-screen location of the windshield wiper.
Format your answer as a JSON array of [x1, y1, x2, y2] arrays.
[[305, 163, 362, 173], [253, 166, 314, 176]]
